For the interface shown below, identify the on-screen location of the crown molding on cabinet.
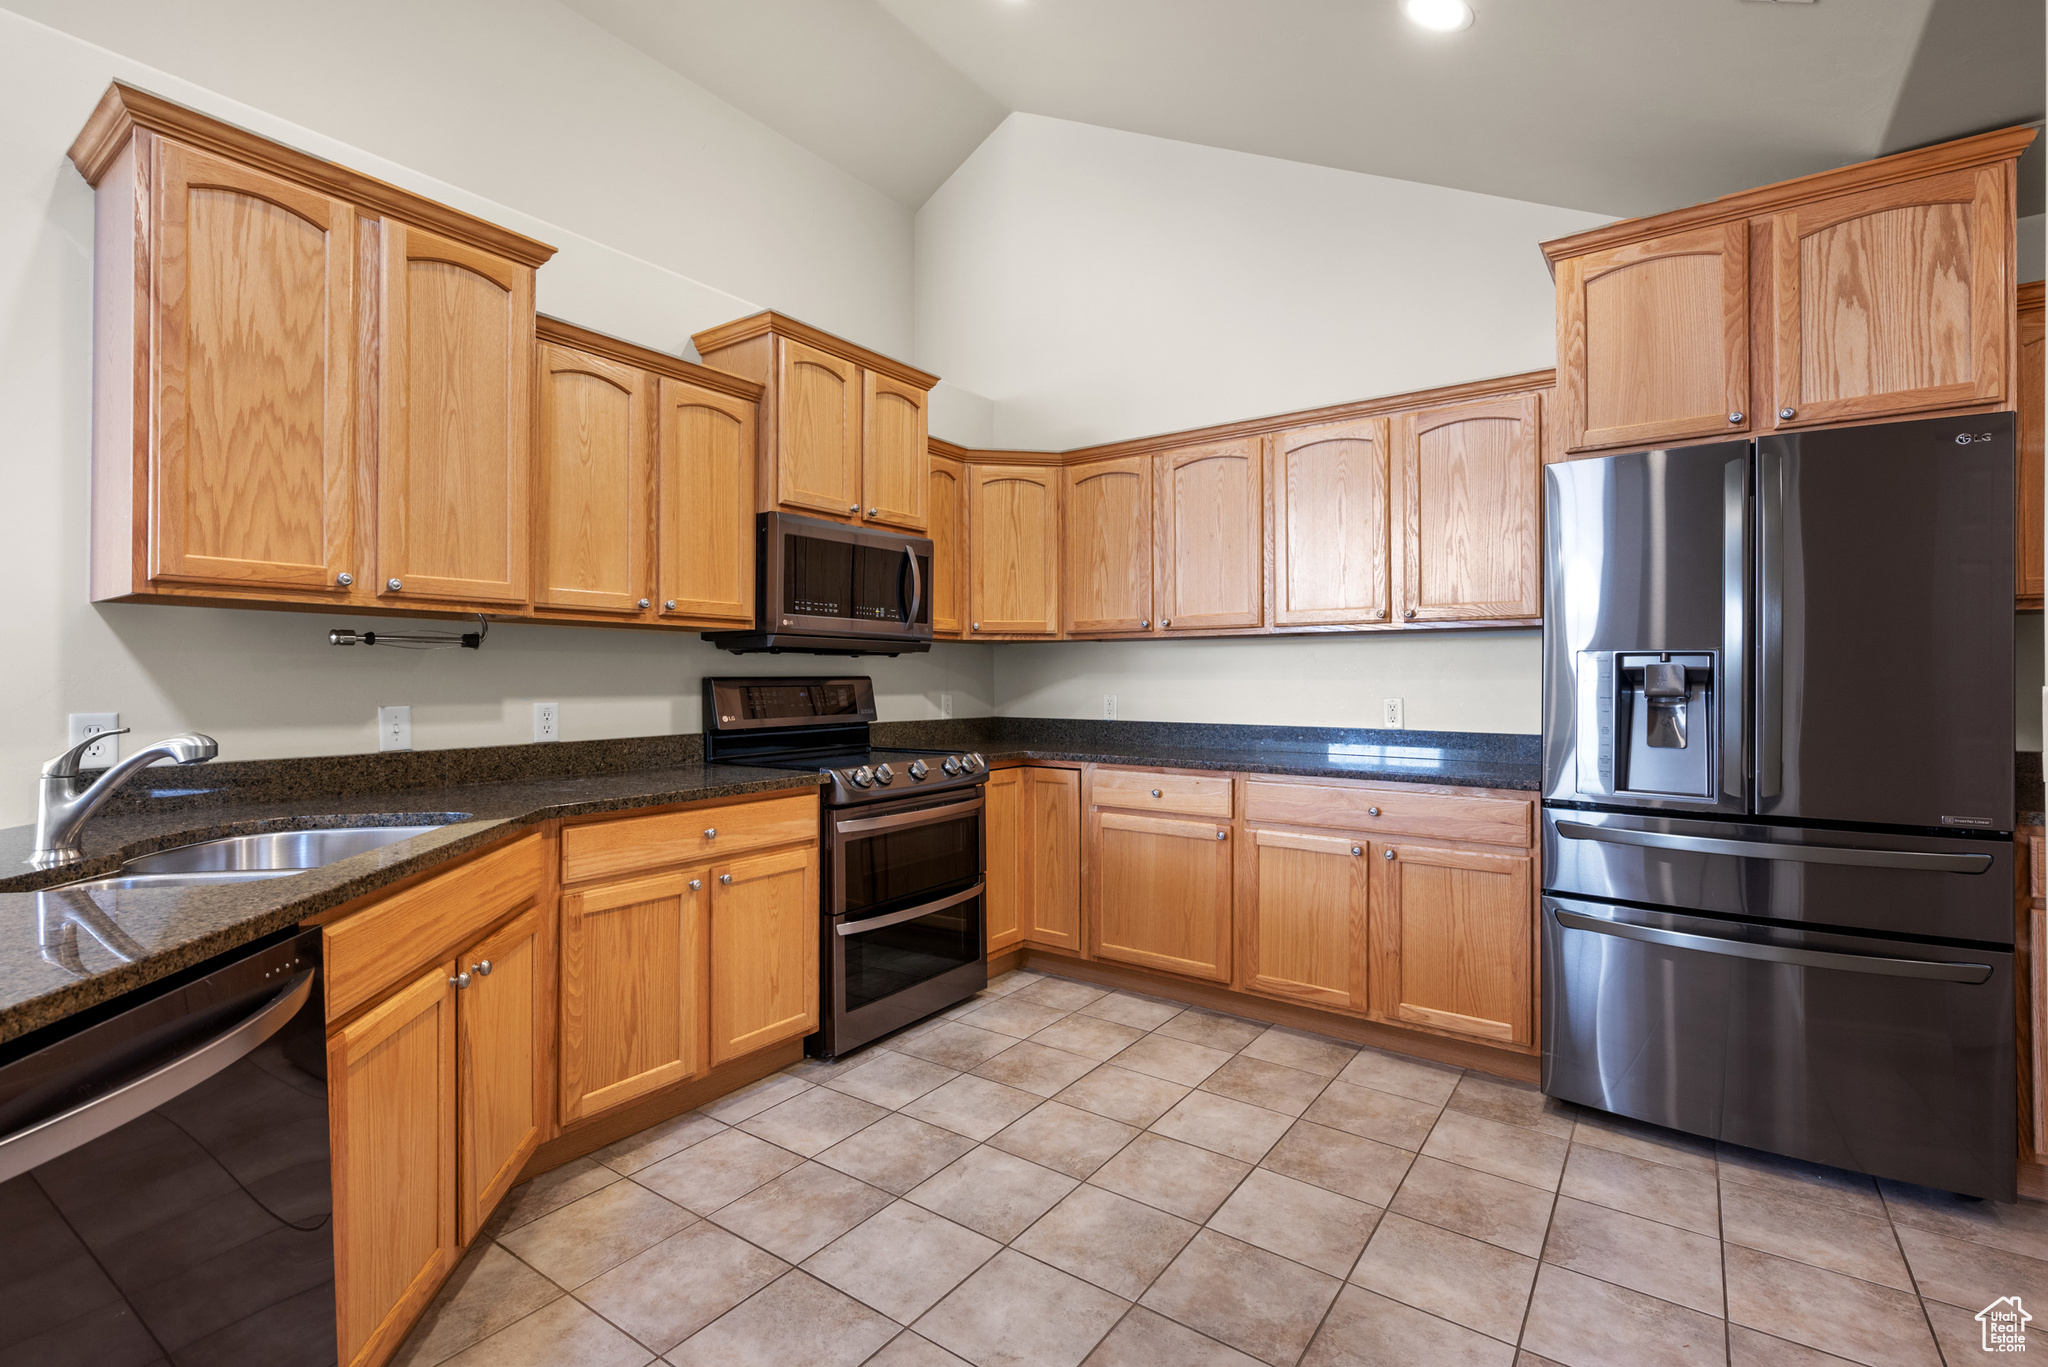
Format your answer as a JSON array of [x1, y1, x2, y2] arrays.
[[536, 316, 764, 402], [689, 311, 939, 392], [68, 82, 557, 268], [928, 439, 1068, 467]]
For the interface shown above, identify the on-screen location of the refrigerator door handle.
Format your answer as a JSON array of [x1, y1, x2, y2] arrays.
[[1551, 907, 1993, 983], [1756, 445, 1783, 801], [1553, 820, 1994, 873], [1722, 456, 1747, 804]]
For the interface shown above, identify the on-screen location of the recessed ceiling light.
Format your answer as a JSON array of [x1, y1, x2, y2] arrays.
[[1401, 0, 1474, 31]]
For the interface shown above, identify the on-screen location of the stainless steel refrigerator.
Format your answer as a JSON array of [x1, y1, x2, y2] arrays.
[[1541, 410, 2017, 1199]]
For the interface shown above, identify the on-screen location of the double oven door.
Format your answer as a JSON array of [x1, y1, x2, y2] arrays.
[[821, 787, 988, 1056]]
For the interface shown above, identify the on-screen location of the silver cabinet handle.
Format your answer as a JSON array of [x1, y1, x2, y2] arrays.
[[638, 598, 651, 609], [1151, 789, 1163, 798], [1403, 608, 1415, 620], [1728, 412, 1744, 424], [1383, 849, 1395, 860], [664, 599, 677, 611], [849, 503, 860, 513], [869, 507, 878, 516], [387, 578, 403, 591], [1779, 406, 1796, 420], [472, 959, 492, 977], [688, 879, 702, 891], [1553, 821, 1993, 873], [1367, 806, 1380, 817], [704, 828, 718, 839], [1351, 845, 1362, 856], [1550, 907, 1991, 983], [719, 874, 733, 885], [971, 622, 981, 631], [450, 971, 471, 989], [337, 571, 354, 587], [1140, 619, 1150, 628], [1162, 617, 1171, 627], [1215, 830, 1227, 841]]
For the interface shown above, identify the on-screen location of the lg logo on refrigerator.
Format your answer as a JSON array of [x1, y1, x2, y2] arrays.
[[1955, 432, 1996, 444]]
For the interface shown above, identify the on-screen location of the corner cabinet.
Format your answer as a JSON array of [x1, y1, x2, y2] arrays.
[[967, 464, 1061, 637], [986, 765, 1083, 955]]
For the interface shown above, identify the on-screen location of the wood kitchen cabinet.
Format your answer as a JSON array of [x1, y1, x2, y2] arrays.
[[559, 869, 707, 1124], [987, 766, 1084, 954], [692, 312, 937, 532], [1088, 773, 1235, 982], [533, 339, 652, 617], [657, 373, 759, 625], [1370, 841, 1533, 1046], [1396, 394, 1541, 623], [456, 906, 547, 1241], [709, 845, 820, 1064], [968, 464, 1062, 636], [986, 768, 1025, 954], [1270, 418, 1392, 627], [1156, 439, 1264, 631], [2016, 280, 2042, 609], [1242, 829, 1369, 1012], [928, 452, 966, 636], [1547, 126, 2032, 455], [1064, 456, 1154, 634]]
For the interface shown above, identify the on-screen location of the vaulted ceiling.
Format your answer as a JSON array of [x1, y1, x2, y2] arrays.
[[563, 0, 2043, 218]]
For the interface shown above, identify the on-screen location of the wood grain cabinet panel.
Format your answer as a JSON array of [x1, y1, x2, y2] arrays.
[[776, 338, 862, 519], [1769, 166, 2008, 429], [1027, 767, 1082, 951], [1091, 811, 1232, 982], [377, 223, 534, 606], [329, 962, 457, 1367], [1064, 457, 1154, 634], [1244, 829, 1368, 1012], [150, 143, 358, 593], [1557, 222, 1749, 452], [559, 870, 706, 1124], [2019, 281, 2044, 608], [1396, 394, 1541, 623], [1370, 842, 1532, 1046], [863, 370, 928, 530], [986, 768, 1025, 954], [534, 342, 650, 616], [710, 845, 821, 1064], [657, 375, 757, 624], [928, 454, 965, 636], [456, 905, 546, 1242], [1156, 440, 1263, 631], [968, 465, 1061, 636], [1271, 418, 1392, 627]]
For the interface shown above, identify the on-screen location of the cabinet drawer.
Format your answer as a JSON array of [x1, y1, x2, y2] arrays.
[[326, 833, 543, 1022], [1244, 780, 1530, 847], [561, 792, 818, 885], [1092, 769, 1233, 818]]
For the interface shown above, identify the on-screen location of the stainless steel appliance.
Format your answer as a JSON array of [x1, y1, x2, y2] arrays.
[[705, 512, 935, 655], [0, 927, 333, 1363], [1542, 411, 2016, 1199], [704, 677, 988, 1056]]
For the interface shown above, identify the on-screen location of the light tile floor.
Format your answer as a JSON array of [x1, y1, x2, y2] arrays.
[[392, 970, 2048, 1367]]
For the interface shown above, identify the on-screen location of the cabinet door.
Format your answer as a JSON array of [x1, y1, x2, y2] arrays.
[[1245, 829, 1368, 1012], [1271, 419, 1391, 627], [1092, 811, 1232, 982], [534, 343, 650, 615], [1064, 457, 1153, 634], [657, 375, 757, 624], [968, 465, 1061, 636], [1156, 440, 1263, 631], [1395, 394, 1541, 623], [985, 768, 1025, 954], [1370, 842, 1532, 1045], [1770, 165, 2009, 429], [1026, 768, 1082, 951], [928, 455, 965, 636], [863, 370, 928, 531], [2019, 283, 2044, 606], [560, 871, 705, 1125], [1557, 222, 1749, 452], [151, 142, 356, 593], [329, 962, 457, 1367], [710, 845, 821, 1064], [377, 222, 534, 605], [456, 905, 547, 1242], [774, 337, 861, 519]]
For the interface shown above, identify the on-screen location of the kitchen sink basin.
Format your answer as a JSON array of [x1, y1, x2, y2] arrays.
[[120, 825, 458, 875]]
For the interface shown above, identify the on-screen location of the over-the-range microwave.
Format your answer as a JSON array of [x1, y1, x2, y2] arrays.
[[705, 511, 934, 655]]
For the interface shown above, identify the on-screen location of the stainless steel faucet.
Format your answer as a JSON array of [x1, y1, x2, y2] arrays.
[[31, 730, 218, 868]]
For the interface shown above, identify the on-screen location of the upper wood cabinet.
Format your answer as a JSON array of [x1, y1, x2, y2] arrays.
[[1555, 223, 1749, 453], [2018, 281, 2044, 608], [693, 312, 937, 532], [928, 453, 966, 637], [968, 464, 1061, 636], [1064, 456, 1153, 634], [1157, 439, 1263, 632], [657, 374, 759, 625], [1396, 394, 1541, 623], [1270, 418, 1392, 627], [534, 340, 651, 616], [1547, 126, 2033, 455]]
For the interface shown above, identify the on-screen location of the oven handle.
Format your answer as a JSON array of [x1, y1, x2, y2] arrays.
[[901, 544, 923, 628], [1551, 908, 1992, 983], [838, 883, 985, 936], [834, 794, 984, 836]]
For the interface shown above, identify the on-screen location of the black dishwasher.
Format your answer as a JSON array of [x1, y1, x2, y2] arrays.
[[0, 927, 333, 1367]]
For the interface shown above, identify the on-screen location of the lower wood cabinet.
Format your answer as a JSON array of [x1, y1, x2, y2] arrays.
[[1369, 841, 1534, 1046], [986, 768, 1024, 953], [1241, 828, 1369, 1011], [987, 766, 1083, 955], [1091, 810, 1233, 982], [710, 845, 820, 1064], [457, 906, 547, 1241], [559, 869, 706, 1125]]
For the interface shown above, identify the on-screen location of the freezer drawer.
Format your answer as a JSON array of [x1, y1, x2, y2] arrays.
[[1542, 808, 2012, 944], [1542, 895, 2013, 1199]]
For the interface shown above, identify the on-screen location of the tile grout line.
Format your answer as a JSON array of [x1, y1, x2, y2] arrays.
[[1510, 1116, 1568, 1358], [1716, 1143, 1731, 1364]]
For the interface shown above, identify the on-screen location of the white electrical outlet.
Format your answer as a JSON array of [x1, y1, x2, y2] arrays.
[[1103, 694, 1118, 721], [940, 691, 954, 720], [68, 713, 120, 766], [1383, 697, 1405, 729], [378, 705, 412, 752], [534, 702, 560, 743]]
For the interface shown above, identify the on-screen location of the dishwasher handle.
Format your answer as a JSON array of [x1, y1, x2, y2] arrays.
[[1550, 907, 1992, 984]]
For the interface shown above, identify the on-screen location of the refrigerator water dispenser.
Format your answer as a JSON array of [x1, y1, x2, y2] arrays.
[[1576, 651, 1717, 799]]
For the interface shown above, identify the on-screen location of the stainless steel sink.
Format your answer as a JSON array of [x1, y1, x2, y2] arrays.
[[121, 825, 452, 875]]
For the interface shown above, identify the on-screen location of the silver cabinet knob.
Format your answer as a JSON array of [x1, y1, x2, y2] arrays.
[[1403, 609, 1416, 620], [1383, 849, 1395, 860], [1351, 845, 1363, 856], [849, 503, 860, 513], [688, 878, 702, 891], [1151, 789, 1163, 798], [720, 873, 733, 885], [1162, 617, 1172, 628], [449, 971, 471, 989], [664, 599, 677, 611], [1779, 407, 1796, 420], [336, 571, 354, 587], [704, 828, 718, 839], [387, 578, 403, 591], [1215, 830, 1227, 840], [868, 507, 878, 516], [1139, 619, 1149, 628], [472, 959, 493, 976], [638, 598, 651, 609], [1728, 412, 1745, 424], [1370, 609, 1384, 619], [971, 622, 981, 631], [1367, 806, 1380, 817]]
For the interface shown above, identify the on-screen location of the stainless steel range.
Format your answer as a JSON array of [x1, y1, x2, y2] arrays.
[[703, 678, 989, 1057]]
